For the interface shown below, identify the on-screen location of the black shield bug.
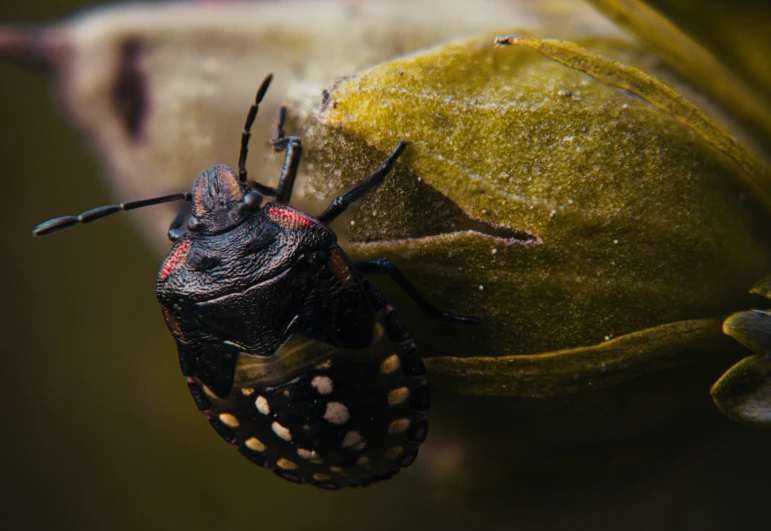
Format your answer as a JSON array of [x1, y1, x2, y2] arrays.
[[33, 74, 479, 489]]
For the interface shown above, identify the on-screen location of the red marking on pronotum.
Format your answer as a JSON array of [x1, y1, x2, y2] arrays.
[[160, 239, 192, 281], [267, 206, 316, 229]]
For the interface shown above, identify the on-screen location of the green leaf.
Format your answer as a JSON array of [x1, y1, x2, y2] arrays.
[[751, 273, 771, 300], [723, 309, 771, 355], [318, 32, 771, 364], [583, 0, 771, 146], [494, 34, 770, 208], [716, 286, 771, 426], [425, 318, 723, 397], [711, 354, 771, 427]]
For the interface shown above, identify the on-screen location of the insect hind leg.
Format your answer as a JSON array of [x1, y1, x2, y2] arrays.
[[355, 258, 481, 324]]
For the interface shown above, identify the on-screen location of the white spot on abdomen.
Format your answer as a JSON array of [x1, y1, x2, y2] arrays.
[[380, 354, 400, 374], [272, 421, 292, 441], [388, 418, 410, 434], [219, 413, 239, 427], [255, 395, 271, 415], [341, 431, 364, 449], [311, 375, 334, 395], [388, 387, 409, 405], [245, 437, 266, 452], [323, 402, 350, 425], [297, 448, 323, 464], [276, 458, 297, 470]]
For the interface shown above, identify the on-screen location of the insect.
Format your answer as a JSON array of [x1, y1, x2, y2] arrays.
[[33, 74, 478, 489]]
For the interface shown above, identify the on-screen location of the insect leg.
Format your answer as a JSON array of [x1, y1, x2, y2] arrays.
[[167, 202, 191, 241], [251, 181, 278, 196], [238, 73, 274, 184], [271, 106, 303, 204], [316, 141, 407, 225], [355, 258, 481, 324]]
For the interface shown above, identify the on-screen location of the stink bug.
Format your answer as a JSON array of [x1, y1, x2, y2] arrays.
[[33, 74, 478, 489]]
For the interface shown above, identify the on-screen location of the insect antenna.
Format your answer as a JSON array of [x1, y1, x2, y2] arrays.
[[33, 192, 192, 236], [238, 73, 274, 185]]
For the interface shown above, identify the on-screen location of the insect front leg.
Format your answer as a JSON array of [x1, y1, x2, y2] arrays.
[[316, 141, 407, 224], [271, 106, 303, 204], [167, 202, 191, 241]]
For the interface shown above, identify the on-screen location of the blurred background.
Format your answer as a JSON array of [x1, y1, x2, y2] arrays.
[[2, 1, 770, 530]]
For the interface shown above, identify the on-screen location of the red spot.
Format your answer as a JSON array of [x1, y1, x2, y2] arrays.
[[160, 239, 192, 281], [266, 206, 317, 229]]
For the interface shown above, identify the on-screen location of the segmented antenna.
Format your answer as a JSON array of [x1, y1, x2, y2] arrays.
[[238, 73, 274, 183], [34, 74, 277, 237], [33, 192, 192, 236]]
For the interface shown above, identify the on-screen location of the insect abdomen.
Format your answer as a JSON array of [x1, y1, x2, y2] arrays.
[[184, 308, 428, 489]]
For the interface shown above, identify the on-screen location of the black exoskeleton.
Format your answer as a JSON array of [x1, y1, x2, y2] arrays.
[[34, 74, 478, 489]]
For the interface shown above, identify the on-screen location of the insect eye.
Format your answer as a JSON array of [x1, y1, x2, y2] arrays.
[[243, 191, 263, 210], [187, 216, 201, 231]]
